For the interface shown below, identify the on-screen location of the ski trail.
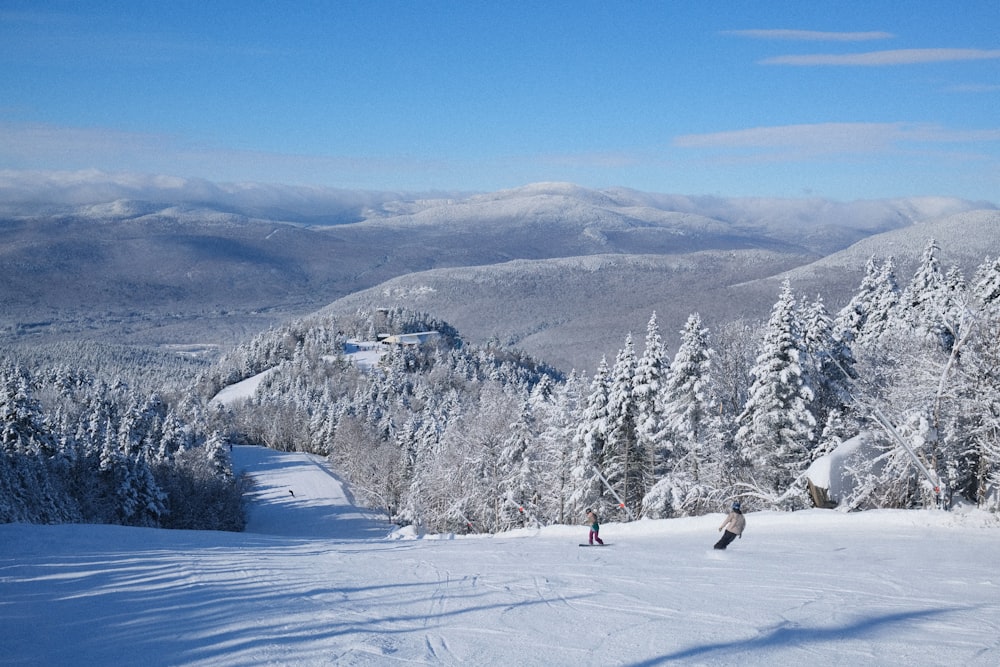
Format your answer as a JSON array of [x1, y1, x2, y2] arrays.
[[231, 445, 392, 540]]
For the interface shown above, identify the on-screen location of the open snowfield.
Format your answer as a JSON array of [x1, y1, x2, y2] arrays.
[[2, 446, 998, 666]]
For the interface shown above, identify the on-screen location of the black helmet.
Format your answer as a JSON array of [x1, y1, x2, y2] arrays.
[[732, 501, 741, 511]]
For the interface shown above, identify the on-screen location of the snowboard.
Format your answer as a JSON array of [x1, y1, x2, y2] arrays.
[[579, 543, 611, 547]]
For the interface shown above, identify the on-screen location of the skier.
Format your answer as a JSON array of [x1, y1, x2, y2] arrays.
[[714, 501, 745, 550], [586, 509, 604, 545]]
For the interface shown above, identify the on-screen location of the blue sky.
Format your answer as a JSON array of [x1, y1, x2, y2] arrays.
[[1, 1, 998, 202]]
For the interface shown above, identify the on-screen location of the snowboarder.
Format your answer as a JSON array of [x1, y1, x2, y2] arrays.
[[586, 509, 604, 545], [714, 501, 745, 550], [289, 489, 295, 498]]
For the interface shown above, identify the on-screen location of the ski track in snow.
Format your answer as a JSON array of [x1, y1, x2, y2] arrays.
[[1, 445, 999, 666]]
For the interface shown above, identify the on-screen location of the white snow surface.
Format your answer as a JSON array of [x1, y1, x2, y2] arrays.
[[210, 341, 385, 408], [208, 368, 276, 407], [2, 445, 999, 666]]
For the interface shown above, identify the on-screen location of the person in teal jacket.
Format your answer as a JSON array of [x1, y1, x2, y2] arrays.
[[586, 509, 604, 545]]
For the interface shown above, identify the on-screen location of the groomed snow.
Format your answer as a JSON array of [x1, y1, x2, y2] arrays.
[[2, 445, 998, 666], [209, 342, 385, 408], [208, 368, 276, 408]]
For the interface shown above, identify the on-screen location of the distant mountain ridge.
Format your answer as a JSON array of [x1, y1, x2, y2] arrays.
[[316, 206, 999, 372], [1, 178, 995, 371]]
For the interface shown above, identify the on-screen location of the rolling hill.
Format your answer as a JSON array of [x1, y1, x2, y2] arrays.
[[1, 180, 995, 371]]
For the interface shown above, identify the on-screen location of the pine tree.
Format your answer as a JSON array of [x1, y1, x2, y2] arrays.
[[800, 295, 856, 449], [662, 314, 716, 470], [836, 255, 882, 343], [643, 313, 722, 517], [399, 407, 441, 530], [496, 399, 539, 530], [736, 280, 816, 507], [0, 364, 78, 523], [634, 313, 669, 481], [898, 239, 954, 351], [972, 256, 1000, 308], [838, 255, 902, 350], [604, 334, 648, 517], [569, 358, 613, 517], [866, 257, 902, 345], [532, 372, 583, 524]]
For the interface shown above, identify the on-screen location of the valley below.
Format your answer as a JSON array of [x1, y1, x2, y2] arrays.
[[3, 182, 997, 372]]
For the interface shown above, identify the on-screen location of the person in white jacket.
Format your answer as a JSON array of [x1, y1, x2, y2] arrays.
[[714, 501, 746, 550]]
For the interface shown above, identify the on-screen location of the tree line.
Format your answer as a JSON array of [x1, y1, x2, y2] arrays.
[[0, 357, 246, 529], [4, 238, 999, 533], [207, 239, 1000, 533]]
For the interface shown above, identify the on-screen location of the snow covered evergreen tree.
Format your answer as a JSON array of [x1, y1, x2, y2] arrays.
[[838, 256, 901, 350], [898, 239, 956, 352], [643, 313, 723, 517], [866, 257, 902, 345], [836, 255, 881, 343], [603, 334, 649, 519], [736, 280, 816, 508], [972, 256, 1000, 308], [962, 292, 1000, 509], [0, 364, 79, 523], [569, 358, 613, 518], [800, 296, 857, 454], [496, 399, 540, 529], [531, 372, 584, 524], [634, 313, 669, 481]]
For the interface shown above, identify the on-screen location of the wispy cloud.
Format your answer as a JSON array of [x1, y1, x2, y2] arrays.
[[723, 29, 894, 42], [0, 169, 413, 213], [945, 83, 1000, 93], [675, 123, 898, 153], [762, 48, 1000, 66], [0, 121, 441, 188], [1, 9, 290, 65], [673, 122, 1000, 159], [898, 125, 1000, 142], [0, 122, 174, 163]]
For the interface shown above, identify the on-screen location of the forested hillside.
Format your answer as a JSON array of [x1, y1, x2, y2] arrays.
[[197, 240, 1000, 532], [0, 346, 244, 528], [4, 226, 999, 531], [0, 192, 1000, 532]]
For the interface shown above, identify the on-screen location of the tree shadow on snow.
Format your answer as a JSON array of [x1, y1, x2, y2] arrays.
[[628, 606, 976, 666], [1, 523, 591, 667]]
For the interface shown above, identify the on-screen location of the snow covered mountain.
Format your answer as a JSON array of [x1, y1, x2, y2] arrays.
[[1, 179, 995, 371], [315, 207, 1000, 372]]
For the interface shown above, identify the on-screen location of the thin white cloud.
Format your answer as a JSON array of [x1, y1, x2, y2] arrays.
[[762, 48, 1000, 66], [0, 168, 417, 214], [0, 122, 174, 162], [0, 121, 444, 189], [675, 123, 897, 153], [945, 83, 1000, 93], [673, 122, 1000, 157], [899, 125, 1000, 142], [723, 29, 894, 42]]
